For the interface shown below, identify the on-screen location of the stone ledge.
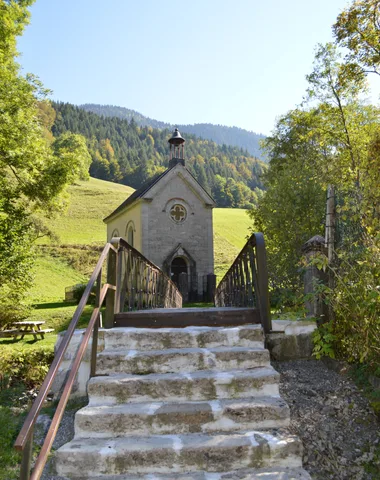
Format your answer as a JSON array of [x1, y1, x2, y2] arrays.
[[266, 320, 317, 361]]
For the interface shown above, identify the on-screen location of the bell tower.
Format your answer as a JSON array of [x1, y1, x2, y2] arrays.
[[168, 128, 185, 168]]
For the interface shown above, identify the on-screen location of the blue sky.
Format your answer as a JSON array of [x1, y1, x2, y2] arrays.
[[17, 0, 375, 135]]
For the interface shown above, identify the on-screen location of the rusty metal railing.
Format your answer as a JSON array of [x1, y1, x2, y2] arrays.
[[14, 237, 182, 480], [214, 232, 271, 333]]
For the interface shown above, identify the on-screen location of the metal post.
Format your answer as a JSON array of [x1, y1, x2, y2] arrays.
[[20, 430, 33, 480], [90, 269, 102, 377]]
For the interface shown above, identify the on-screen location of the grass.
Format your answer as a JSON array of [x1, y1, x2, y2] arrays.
[[38, 177, 135, 244], [213, 208, 252, 280], [29, 254, 86, 303], [0, 385, 26, 480]]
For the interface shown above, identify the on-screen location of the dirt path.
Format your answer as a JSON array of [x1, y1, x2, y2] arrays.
[[274, 359, 380, 480]]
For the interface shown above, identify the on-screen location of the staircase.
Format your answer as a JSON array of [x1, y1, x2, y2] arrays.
[[54, 320, 311, 479]]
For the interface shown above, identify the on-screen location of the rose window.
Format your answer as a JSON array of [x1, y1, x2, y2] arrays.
[[170, 204, 187, 224]]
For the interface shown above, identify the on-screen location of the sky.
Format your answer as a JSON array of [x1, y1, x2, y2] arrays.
[[17, 0, 377, 135]]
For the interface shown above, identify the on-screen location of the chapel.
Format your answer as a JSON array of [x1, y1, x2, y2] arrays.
[[103, 128, 216, 302]]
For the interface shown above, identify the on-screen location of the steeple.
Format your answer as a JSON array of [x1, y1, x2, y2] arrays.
[[168, 128, 185, 168]]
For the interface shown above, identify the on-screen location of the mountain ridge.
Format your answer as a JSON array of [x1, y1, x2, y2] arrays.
[[79, 103, 267, 162]]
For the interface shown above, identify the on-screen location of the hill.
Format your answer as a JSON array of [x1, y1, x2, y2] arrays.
[[52, 102, 266, 210], [80, 103, 267, 162]]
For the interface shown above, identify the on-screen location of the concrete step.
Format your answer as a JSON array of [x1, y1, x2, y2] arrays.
[[56, 467, 311, 479], [55, 431, 303, 477], [103, 325, 264, 351], [96, 346, 270, 375], [75, 396, 290, 437], [88, 367, 280, 405]]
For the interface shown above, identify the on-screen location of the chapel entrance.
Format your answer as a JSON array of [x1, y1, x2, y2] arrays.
[[171, 257, 189, 301]]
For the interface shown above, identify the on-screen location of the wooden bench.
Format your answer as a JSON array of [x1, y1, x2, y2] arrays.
[[11, 321, 54, 340], [0, 328, 21, 338]]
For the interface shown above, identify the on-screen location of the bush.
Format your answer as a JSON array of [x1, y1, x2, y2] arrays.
[[311, 243, 380, 371], [0, 347, 54, 390], [72, 283, 96, 304]]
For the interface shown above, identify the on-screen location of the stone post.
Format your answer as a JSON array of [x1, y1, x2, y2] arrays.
[[301, 235, 328, 325]]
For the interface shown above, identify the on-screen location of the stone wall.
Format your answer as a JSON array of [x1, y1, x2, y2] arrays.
[[266, 320, 317, 361], [50, 329, 106, 400]]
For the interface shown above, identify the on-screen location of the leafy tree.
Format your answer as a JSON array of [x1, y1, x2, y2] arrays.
[[333, 0, 380, 77], [0, 0, 92, 324], [251, 43, 380, 308]]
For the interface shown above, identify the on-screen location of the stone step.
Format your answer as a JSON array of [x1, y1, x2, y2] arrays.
[[75, 396, 290, 437], [88, 367, 280, 405], [56, 467, 311, 479], [96, 346, 270, 375], [55, 431, 303, 477], [103, 325, 264, 351]]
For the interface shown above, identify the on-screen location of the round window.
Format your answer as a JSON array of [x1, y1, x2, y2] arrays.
[[170, 204, 187, 224]]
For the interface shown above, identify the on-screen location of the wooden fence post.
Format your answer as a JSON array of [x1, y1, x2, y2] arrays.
[[325, 185, 336, 323], [104, 238, 119, 329], [302, 235, 328, 325]]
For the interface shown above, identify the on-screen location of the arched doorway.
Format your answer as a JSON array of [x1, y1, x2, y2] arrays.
[[170, 257, 187, 286]]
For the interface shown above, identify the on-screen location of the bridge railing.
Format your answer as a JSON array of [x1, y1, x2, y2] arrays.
[[215, 232, 271, 333], [14, 237, 182, 480]]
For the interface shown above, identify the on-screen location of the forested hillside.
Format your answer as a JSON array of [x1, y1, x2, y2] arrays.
[[80, 103, 267, 161], [52, 102, 266, 208]]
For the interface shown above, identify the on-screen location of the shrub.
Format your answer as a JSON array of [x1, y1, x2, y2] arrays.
[[0, 347, 54, 390]]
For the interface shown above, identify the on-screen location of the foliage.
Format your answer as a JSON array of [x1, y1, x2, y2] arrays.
[[0, 1, 92, 326], [312, 321, 336, 359], [80, 103, 268, 161], [314, 244, 380, 368], [333, 0, 380, 77], [0, 403, 23, 480], [250, 42, 380, 307], [0, 345, 54, 389], [52, 102, 266, 208]]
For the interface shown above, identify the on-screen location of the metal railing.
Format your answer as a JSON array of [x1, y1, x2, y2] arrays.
[[215, 232, 271, 333], [14, 237, 182, 480]]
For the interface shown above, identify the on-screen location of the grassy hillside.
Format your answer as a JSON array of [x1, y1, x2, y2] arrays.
[[43, 177, 135, 244]]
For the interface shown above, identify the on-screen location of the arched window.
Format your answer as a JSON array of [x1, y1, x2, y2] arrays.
[[111, 229, 119, 238], [127, 226, 134, 247], [125, 221, 135, 247]]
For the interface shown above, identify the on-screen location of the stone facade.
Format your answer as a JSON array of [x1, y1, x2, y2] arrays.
[[105, 161, 215, 300]]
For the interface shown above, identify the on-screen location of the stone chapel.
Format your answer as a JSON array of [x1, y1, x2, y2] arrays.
[[104, 128, 216, 301]]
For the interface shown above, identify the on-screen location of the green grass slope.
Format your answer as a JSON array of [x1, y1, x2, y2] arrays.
[[43, 177, 135, 244]]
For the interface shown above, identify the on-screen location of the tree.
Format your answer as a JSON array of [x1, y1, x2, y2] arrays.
[[0, 0, 92, 324], [333, 0, 380, 77]]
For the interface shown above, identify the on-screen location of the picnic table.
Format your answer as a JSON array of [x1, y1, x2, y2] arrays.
[[11, 321, 54, 340]]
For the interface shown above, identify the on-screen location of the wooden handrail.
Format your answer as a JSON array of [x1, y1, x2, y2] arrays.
[[14, 242, 112, 452], [29, 284, 109, 480], [117, 237, 180, 292], [215, 232, 271, 333], [15, 236, 183, 480]]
